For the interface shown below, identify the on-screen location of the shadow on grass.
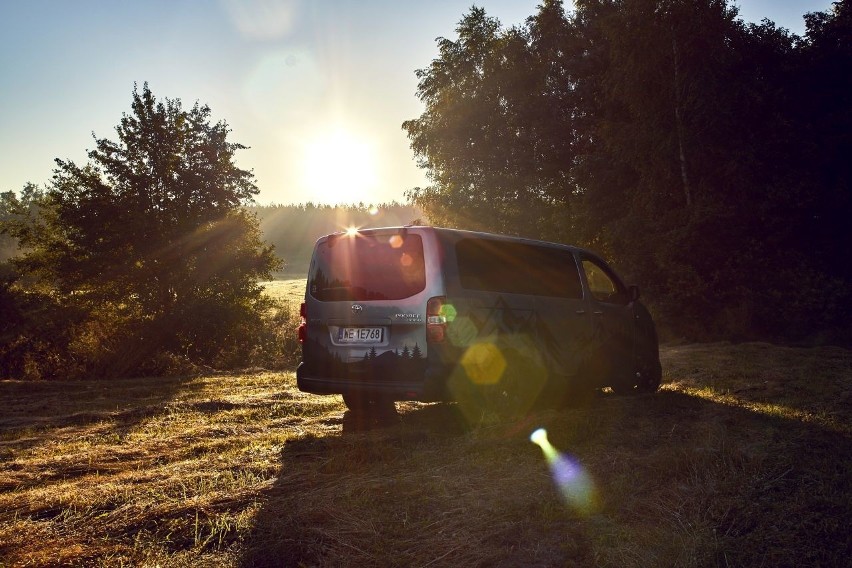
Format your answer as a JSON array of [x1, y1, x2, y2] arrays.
[[0, 374, 208, 429], [0, 374, 204, 487], [241, 386, 852, 567], [340, 403, 471, 437]]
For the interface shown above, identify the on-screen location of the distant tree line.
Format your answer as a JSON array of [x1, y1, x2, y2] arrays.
[[1, 199, 422, 274], [248, 202, 423, 273], [404, 0, 851, 342]]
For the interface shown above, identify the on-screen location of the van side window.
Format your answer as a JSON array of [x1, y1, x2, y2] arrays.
[[456, 239, 582, 299], [581, 258, 627, 305]]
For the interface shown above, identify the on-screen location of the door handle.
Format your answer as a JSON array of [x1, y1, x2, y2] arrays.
[[593, 311, 604, 316], [575, 309, 586, 315]]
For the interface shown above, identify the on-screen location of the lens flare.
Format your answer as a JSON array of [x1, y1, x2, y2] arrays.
[[440, 303, 457, 322], [223, 0, 298, 40], [530, 428, 598, 515], [345, 226, 359, 236], [460, 342, 506, 385], [530, 428, 549, 448]]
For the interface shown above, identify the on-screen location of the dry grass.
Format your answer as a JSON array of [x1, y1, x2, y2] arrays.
[[261, 279, 307, 308], [0, 372, 336, 566], [2, 289, 851, 567]]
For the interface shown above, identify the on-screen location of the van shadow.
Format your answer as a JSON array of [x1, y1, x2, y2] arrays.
[[339, 402, 471, 436], [239, 401, 476, 567], [241, 386, 852, 567]]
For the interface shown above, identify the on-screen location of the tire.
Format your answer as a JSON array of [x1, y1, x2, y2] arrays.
[[610, 373, 637, 395], [635, 360, 662, 394]]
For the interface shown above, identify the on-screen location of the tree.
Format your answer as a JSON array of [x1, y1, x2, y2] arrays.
[[403, 0, 852, 341], [404, 5, 576, 240], [798, 0, 852, 278], [574, 0, 763, 333], [10, 83, 281, 374], [0, 183, 46, 267]]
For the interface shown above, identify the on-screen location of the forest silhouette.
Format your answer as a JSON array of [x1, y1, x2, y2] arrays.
[[403, 0, 851, 342]]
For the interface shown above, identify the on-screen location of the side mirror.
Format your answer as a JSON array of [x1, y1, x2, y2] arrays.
[[629, 285, 640, 302]]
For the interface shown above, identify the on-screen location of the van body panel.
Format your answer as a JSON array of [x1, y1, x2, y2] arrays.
[[531, 294, 595, 380], [296, 226, 661, 406], [298, 227, 444, 400], [437, 230, 596, 387]]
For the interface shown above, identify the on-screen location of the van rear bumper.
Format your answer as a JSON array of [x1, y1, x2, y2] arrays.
[[296, 362, 446, 401]]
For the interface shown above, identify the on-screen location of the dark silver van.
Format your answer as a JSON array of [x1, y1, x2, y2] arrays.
[[297, 226, 661, 416]]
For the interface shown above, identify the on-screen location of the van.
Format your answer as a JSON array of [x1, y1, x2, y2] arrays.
[[296, 226, 661, 417]]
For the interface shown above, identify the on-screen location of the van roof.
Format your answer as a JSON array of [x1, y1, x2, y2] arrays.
[[320, 225, 590, 255]]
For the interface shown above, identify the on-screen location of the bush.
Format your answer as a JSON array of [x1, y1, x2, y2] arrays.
[[0, 279, 302, 380], [0, 280, 87, 380]]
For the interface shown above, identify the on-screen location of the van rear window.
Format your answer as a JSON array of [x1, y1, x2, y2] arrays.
[[456, 239, 582, 299], [309, 233, 426, 301]]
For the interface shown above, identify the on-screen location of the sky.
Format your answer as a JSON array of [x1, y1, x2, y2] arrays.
[[0, 0, 834, 206]]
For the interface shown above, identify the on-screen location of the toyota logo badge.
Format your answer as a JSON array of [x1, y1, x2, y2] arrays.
[[351, 304, 364, 315]]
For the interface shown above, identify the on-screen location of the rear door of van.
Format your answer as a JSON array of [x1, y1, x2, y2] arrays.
[[298, 228, 442, 400]]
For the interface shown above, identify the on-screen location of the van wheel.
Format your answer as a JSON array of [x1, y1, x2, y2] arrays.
[[610, 373, 637, 395], [635, 360, 662, 393], [342, 393, 396, 416]]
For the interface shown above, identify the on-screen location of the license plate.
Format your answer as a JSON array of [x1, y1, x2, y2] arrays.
[[338, 327, 384, 343]]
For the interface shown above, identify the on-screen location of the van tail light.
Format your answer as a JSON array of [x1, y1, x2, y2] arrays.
[[426, 296, 447, 343], [298, 302, 307, 343]]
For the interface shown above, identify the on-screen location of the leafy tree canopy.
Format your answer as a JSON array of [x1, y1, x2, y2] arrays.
[[404, 0, 852, 341], [6, 84, 281, 374]]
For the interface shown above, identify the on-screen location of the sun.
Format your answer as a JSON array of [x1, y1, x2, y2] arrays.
[[302, 127, 378, 204]]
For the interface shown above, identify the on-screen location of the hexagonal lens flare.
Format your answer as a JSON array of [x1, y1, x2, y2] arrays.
[[461, 342, 506, 385]]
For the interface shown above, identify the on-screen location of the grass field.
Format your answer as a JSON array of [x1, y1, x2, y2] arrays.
[[1, 280, 850, 566], [261, 278, 307, 308]]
